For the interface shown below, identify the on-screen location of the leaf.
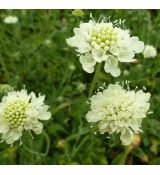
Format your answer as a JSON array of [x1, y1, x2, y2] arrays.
[[132, 147, 149, 163], [111, 153, 124, 165], [152, 157, 160, 165]]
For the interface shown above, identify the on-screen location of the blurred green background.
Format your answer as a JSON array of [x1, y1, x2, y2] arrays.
[[0, 9, 160, 165]]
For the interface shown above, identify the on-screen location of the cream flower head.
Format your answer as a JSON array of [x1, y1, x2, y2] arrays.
[[0, 89, 51, 145], [3, 16, 18, 24], [86, 83, 150, 145], [66, 19, 144, 77], [143, 45, 157, 58]]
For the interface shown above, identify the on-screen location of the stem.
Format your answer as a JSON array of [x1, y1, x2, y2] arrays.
[[52, 102, 71, 115], [119, 145, 132, 165], [88, 63, 102, 97], [22, 131, 50, 157], [0, 56, 10, 81]]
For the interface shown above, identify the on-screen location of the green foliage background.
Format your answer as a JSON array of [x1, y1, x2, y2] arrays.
[[0, 9, 160, 165]]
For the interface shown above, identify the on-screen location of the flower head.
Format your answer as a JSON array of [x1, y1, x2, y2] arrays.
[[86, 83, 150, 145], [66, 19, 144, 77], [0, 84, 11, 94], [3, 16, 18, 24], [143, 45, 157, 58], [131, 134, 141, 148], [76, 82, 86, 93], [0, 89, 51, 145], [68, 63, 76, 71], [72, 9, 85, 17]]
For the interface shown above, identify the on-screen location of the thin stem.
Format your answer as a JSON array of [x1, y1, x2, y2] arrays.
[[42, 131, 51, 156], [88, 63, 102, 97], [52, 102, 71, 115], [0, 56, 10, 81], [22, 131, 50, 157], [119, 145, 132, 165]]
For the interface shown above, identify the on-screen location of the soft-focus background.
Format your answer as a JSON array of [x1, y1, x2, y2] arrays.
[[0, 9, 160, 165]]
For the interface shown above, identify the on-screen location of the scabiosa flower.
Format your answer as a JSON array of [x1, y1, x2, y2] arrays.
[[86, 83, 150, 145], [143, 45, 157, 58], [3, 16, 18, 24], [66, 18, 144, 77], [0, 89, 51, 145]]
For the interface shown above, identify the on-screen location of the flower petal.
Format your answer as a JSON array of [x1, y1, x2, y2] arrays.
[[82, 65, 95, 73], [3, 129, 22, 144], [120, 128, 133, 145], [66, 36, 91, 53], [32, 121, 43, 135], [86, 111, 105, 123], [0, 120, 9, 133], [38, 109, 51, 120], [104, 55, 121, 77], [80, 53, 96, 73], [128, 37, 144, 53], [118, 50, 135, 62], [92, 48, 108, 62]]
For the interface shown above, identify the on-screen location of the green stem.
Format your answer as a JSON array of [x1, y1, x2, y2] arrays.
[[88, 63, 102, 97], [0, 56, 10, 81], [119, 145, 131, 165], [52, 102, 71, 115], [22, 131, 50, 157]]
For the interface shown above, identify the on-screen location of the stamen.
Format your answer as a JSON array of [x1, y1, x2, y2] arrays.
[[88, 25, 118, 49], [3, 99, 28, 128], [19, 137, 23, 146], [28, 130, 34, 139]]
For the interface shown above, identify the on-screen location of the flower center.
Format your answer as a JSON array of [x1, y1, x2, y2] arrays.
[[3, 99, 29, 128], [88, 27, 118, 49], [104, 97, 133, 123]]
